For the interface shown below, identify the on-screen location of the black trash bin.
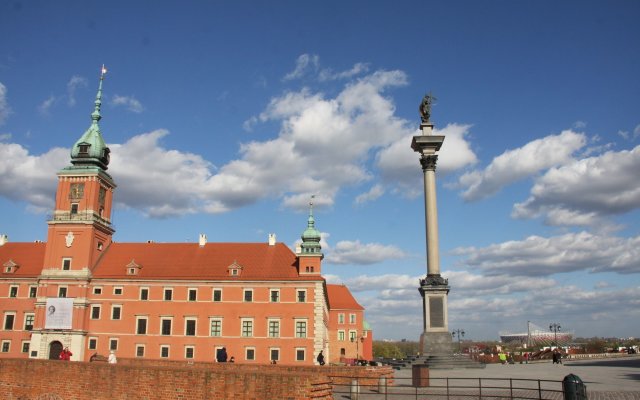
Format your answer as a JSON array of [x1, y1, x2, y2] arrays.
[[563, 374, 587, 400]]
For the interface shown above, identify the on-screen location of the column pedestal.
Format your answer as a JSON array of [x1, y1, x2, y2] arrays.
[[419, 275, 452, 355]]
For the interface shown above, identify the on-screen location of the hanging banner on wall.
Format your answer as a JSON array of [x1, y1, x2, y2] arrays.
[[45, 298, 74, 329]]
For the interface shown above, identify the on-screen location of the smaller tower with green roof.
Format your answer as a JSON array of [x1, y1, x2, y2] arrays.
[[297, 197, 323, 275]]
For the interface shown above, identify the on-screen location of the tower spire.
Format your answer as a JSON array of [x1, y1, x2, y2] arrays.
[[90, 65, 107, 126], [300, 195, 321, 255]]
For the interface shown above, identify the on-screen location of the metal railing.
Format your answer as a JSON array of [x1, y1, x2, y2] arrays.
[[331, 376, 566, 400]]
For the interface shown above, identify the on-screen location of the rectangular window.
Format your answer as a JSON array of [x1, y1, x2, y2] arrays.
[[88, 338, 97, 350], [113, 287, 123, 295], [111, 305, 121, 320], [268, 320, 280, 338], [296, 348, 305, 361], [185, 346, 194, 359], [161, 319, 172, 336], [296, 321, 307, 338], [338, 330, 345, 341], [24, 314, 35, 331], [210, 319, 222, 337], [349, 331, 357, 341], [136, 345, 145, 357], [29, 286, 37, 298], [270, 290, 279, 302], [270, 348, 280, 362], [350, 314, 356, 324], [58, 287, 67, 297], [245, 348, 255, 361], [241, 319, 253, 337], [188, 289, 197, 301], [62, 258, 71, 270], [9, 286, 18, 297], [212, 289, 222, 302], [22, 342, 30, 353], [338, 313, 345, 324], [109, 339, 118, 351], [243, 289, 253, 302], [1, 341, 10, 352], [160, 346, 170, 358], [93, 287, 102, 295], [4, 314, 15, 330], [136, 317, 148, 335], [185, 319, 196, 336], [164, 288, 173, 301], [91, 305, 101, 320], [70, 203, 79, 215], [297, 290, 306, 303], [136, 288, 147, 301]]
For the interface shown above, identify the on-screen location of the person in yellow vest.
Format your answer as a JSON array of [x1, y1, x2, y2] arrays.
[[498, 352, 507, 365]]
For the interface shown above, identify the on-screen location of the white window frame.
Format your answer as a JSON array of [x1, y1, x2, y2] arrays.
[[295, 319, 307, 338], [269, 347, 280, 362], [58, 286, 68, 297], [212, 288, 222, 302], [1, 340, 10, 353], [349, 330, 357, 341], [109, 338, 119, 351], [139, 287, 149, 300], [338, 330, 345, 341], [188, 288, 198, 302], [185, 345, 195, 359], [295, 347, 306, 362], [270, 289, 280, 303], [297, 289, 307, 303], [113, 286, 123, 295], [62, 258, 72, 271], [23, 313, 35, 331], [245, 347, 256, 361], [93, 286, 103, 295], [185, 317, 197, 336], [350, 313, 356, 324], [160, 345, 170, 358], [338, 313, 345, 324], [164, 287, 173, 301], [3, 312, 16, 330], [136, 316, 148, 335], [268, 318, 280, 338], [21, 340, 30, 353], [88, 337, 98, 350], [9, 285, 18, 298], [160, 317, 173, 336], [90, 305, 101, 320], [243, 289, 253, 302], [29, 286, 37, 298], [136, 344, 145, 358], [209, 318, 222, 337], [111, 305, 122, 320], [241, 318, 253, 337]]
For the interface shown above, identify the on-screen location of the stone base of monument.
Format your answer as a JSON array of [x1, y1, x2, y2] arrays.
[[418, 332, 485, 369]]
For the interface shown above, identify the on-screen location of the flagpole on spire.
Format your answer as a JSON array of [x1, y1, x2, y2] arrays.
[[100, 64, 108, 80]]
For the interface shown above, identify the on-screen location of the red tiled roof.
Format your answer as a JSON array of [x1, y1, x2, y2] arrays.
[[93, 242, 321, 281], [0, 242, 46, 277], [326, 284, 364, 311]]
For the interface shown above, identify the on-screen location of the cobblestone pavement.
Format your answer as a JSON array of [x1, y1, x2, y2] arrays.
[[332, 356, 640, 399]]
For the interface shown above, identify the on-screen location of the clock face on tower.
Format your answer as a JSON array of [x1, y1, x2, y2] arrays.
[[70, 183, 85, 199]]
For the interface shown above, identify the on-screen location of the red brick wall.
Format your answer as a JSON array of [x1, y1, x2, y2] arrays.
[[0, 358, 333, 399]]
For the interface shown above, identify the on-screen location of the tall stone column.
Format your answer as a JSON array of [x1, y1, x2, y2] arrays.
[[412, 94, 452, 355]]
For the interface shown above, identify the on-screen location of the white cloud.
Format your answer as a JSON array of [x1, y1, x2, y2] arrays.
[[354, 184, 384, 205], [319, 62, 370, 81], [38, 95, 57, 115], [324, 240, 406, 265], [0, 133, 11, 141], [66, 75, 88, 107], [573, 120, 587, 129], [283, 54, 320, 81], [376, 123, 478, 196], [0, 82, 11, 125], [513, 145, 640, 225], [111, 95, 144, 113], [453, 231, 640, 276], [457, 130, 586, 201]]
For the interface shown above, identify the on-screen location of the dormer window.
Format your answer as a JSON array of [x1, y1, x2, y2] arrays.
[[78, 144, 90, 155], [3, 260, 18, 274], [126, 259, 142, 275], [228, 261, 243, 277]]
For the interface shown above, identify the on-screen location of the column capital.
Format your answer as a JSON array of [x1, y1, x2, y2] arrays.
[[420, 154, 438, 171]]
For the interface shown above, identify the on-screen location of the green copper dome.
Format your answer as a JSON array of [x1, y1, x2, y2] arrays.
[[300, 199, 322, 255], [70, 68, 111, 170]]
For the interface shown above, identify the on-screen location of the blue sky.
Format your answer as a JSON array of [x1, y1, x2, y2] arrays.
[[1, 1, 639, 341]]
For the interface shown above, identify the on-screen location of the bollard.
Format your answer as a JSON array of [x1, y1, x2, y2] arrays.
[[378, 376, 387, 394], [563, 374, 587, 400], [350, 379, 360, 400]]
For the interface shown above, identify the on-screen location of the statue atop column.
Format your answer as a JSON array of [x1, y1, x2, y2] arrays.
[[419, 92, 437, 123]]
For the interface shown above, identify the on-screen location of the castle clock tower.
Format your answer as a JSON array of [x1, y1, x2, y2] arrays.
[[30, 67, 116, 360], [42, 66, 116, 274]]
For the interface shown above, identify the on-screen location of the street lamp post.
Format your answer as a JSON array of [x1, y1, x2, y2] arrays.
[[351, 336, 364, 363], [549, 323, 561, 349], [451, 329, 465, 353]]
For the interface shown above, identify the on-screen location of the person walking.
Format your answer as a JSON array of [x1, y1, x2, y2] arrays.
[[216, 347, 228, 362], [316, 350, 325, 366]]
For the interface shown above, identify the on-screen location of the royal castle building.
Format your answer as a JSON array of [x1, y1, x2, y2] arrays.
[[0, 70, 372, 365]]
